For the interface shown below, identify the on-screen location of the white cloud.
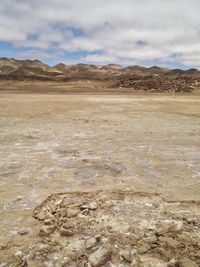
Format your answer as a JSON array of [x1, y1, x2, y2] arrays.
[[0, 0, 200, 68]]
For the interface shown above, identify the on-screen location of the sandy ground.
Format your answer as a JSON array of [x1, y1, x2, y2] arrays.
[[0, 93, 200, 266]]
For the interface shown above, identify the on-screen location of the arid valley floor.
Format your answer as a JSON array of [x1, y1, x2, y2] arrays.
[[0, 92, 200, 266]]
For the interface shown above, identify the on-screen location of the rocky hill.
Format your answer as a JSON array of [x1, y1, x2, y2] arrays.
[[0, 57, 200, 93]]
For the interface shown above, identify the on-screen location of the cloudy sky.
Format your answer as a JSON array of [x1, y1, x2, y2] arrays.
[[0, 0, 200, 68]]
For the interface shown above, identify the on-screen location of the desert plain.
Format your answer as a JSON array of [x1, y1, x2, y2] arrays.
[[0, 89, 200, 266]]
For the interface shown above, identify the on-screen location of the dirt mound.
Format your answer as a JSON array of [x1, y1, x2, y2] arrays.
[[9, 190, 200, 266]]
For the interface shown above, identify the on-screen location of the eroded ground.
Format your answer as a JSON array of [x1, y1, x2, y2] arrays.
[[0, 93, 200, 266]]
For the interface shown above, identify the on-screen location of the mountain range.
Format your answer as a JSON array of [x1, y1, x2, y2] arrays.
[[0, 57, 199, 93]]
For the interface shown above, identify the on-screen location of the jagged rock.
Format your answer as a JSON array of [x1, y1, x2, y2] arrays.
[[88, 244, 112, 267]]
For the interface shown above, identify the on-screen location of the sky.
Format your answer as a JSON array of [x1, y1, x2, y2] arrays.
[[0, 0, 200, 68]]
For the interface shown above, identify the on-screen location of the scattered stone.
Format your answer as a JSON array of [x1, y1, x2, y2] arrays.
[[12, 191, 200, 267], [89, 244, 112, 267], [85, 237, 97, 249]]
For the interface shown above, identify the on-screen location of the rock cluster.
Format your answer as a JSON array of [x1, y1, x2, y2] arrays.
[[9, 190, 200, 266], [113, 75, 199, 93]]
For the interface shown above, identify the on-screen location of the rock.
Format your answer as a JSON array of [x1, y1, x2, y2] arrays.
[[138, 243, 150, 254], [39, 226, 54, 237], [131, 258, 141, 267], [167, 258, 178, 267], [67, 208, 79, 217], [179, 258, 198, 267], [61, 209, 69, 217], [16, 195, 23, 201], [26, 260, 44, 267], [111, 248, 120, 265], [82, 202, 98, 210], [18, 229, 29, 235], [63, 249, 77, 260], [159, 237, 179, 248], [85, 237, 97, 249], [14, 251, 23, 257], [62, 221, 75, 229], [82, 209, 89, 215], [0, 244, 8, 250], [138, 254, 170, 266], [89, 244, 112, 267], [174, 222, 184, 234], [44, 219, 54, 225], [147, 235, 157, 244], [60, 220, 75, 236], [121, 250, 132, 262], [186, 217, 198, 225], [60, 228, 74, 236], [155, 223, 175, 236], [89, 202, 98, 210], [35, 210, 46, 220], [95, 235, 101, 242]]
